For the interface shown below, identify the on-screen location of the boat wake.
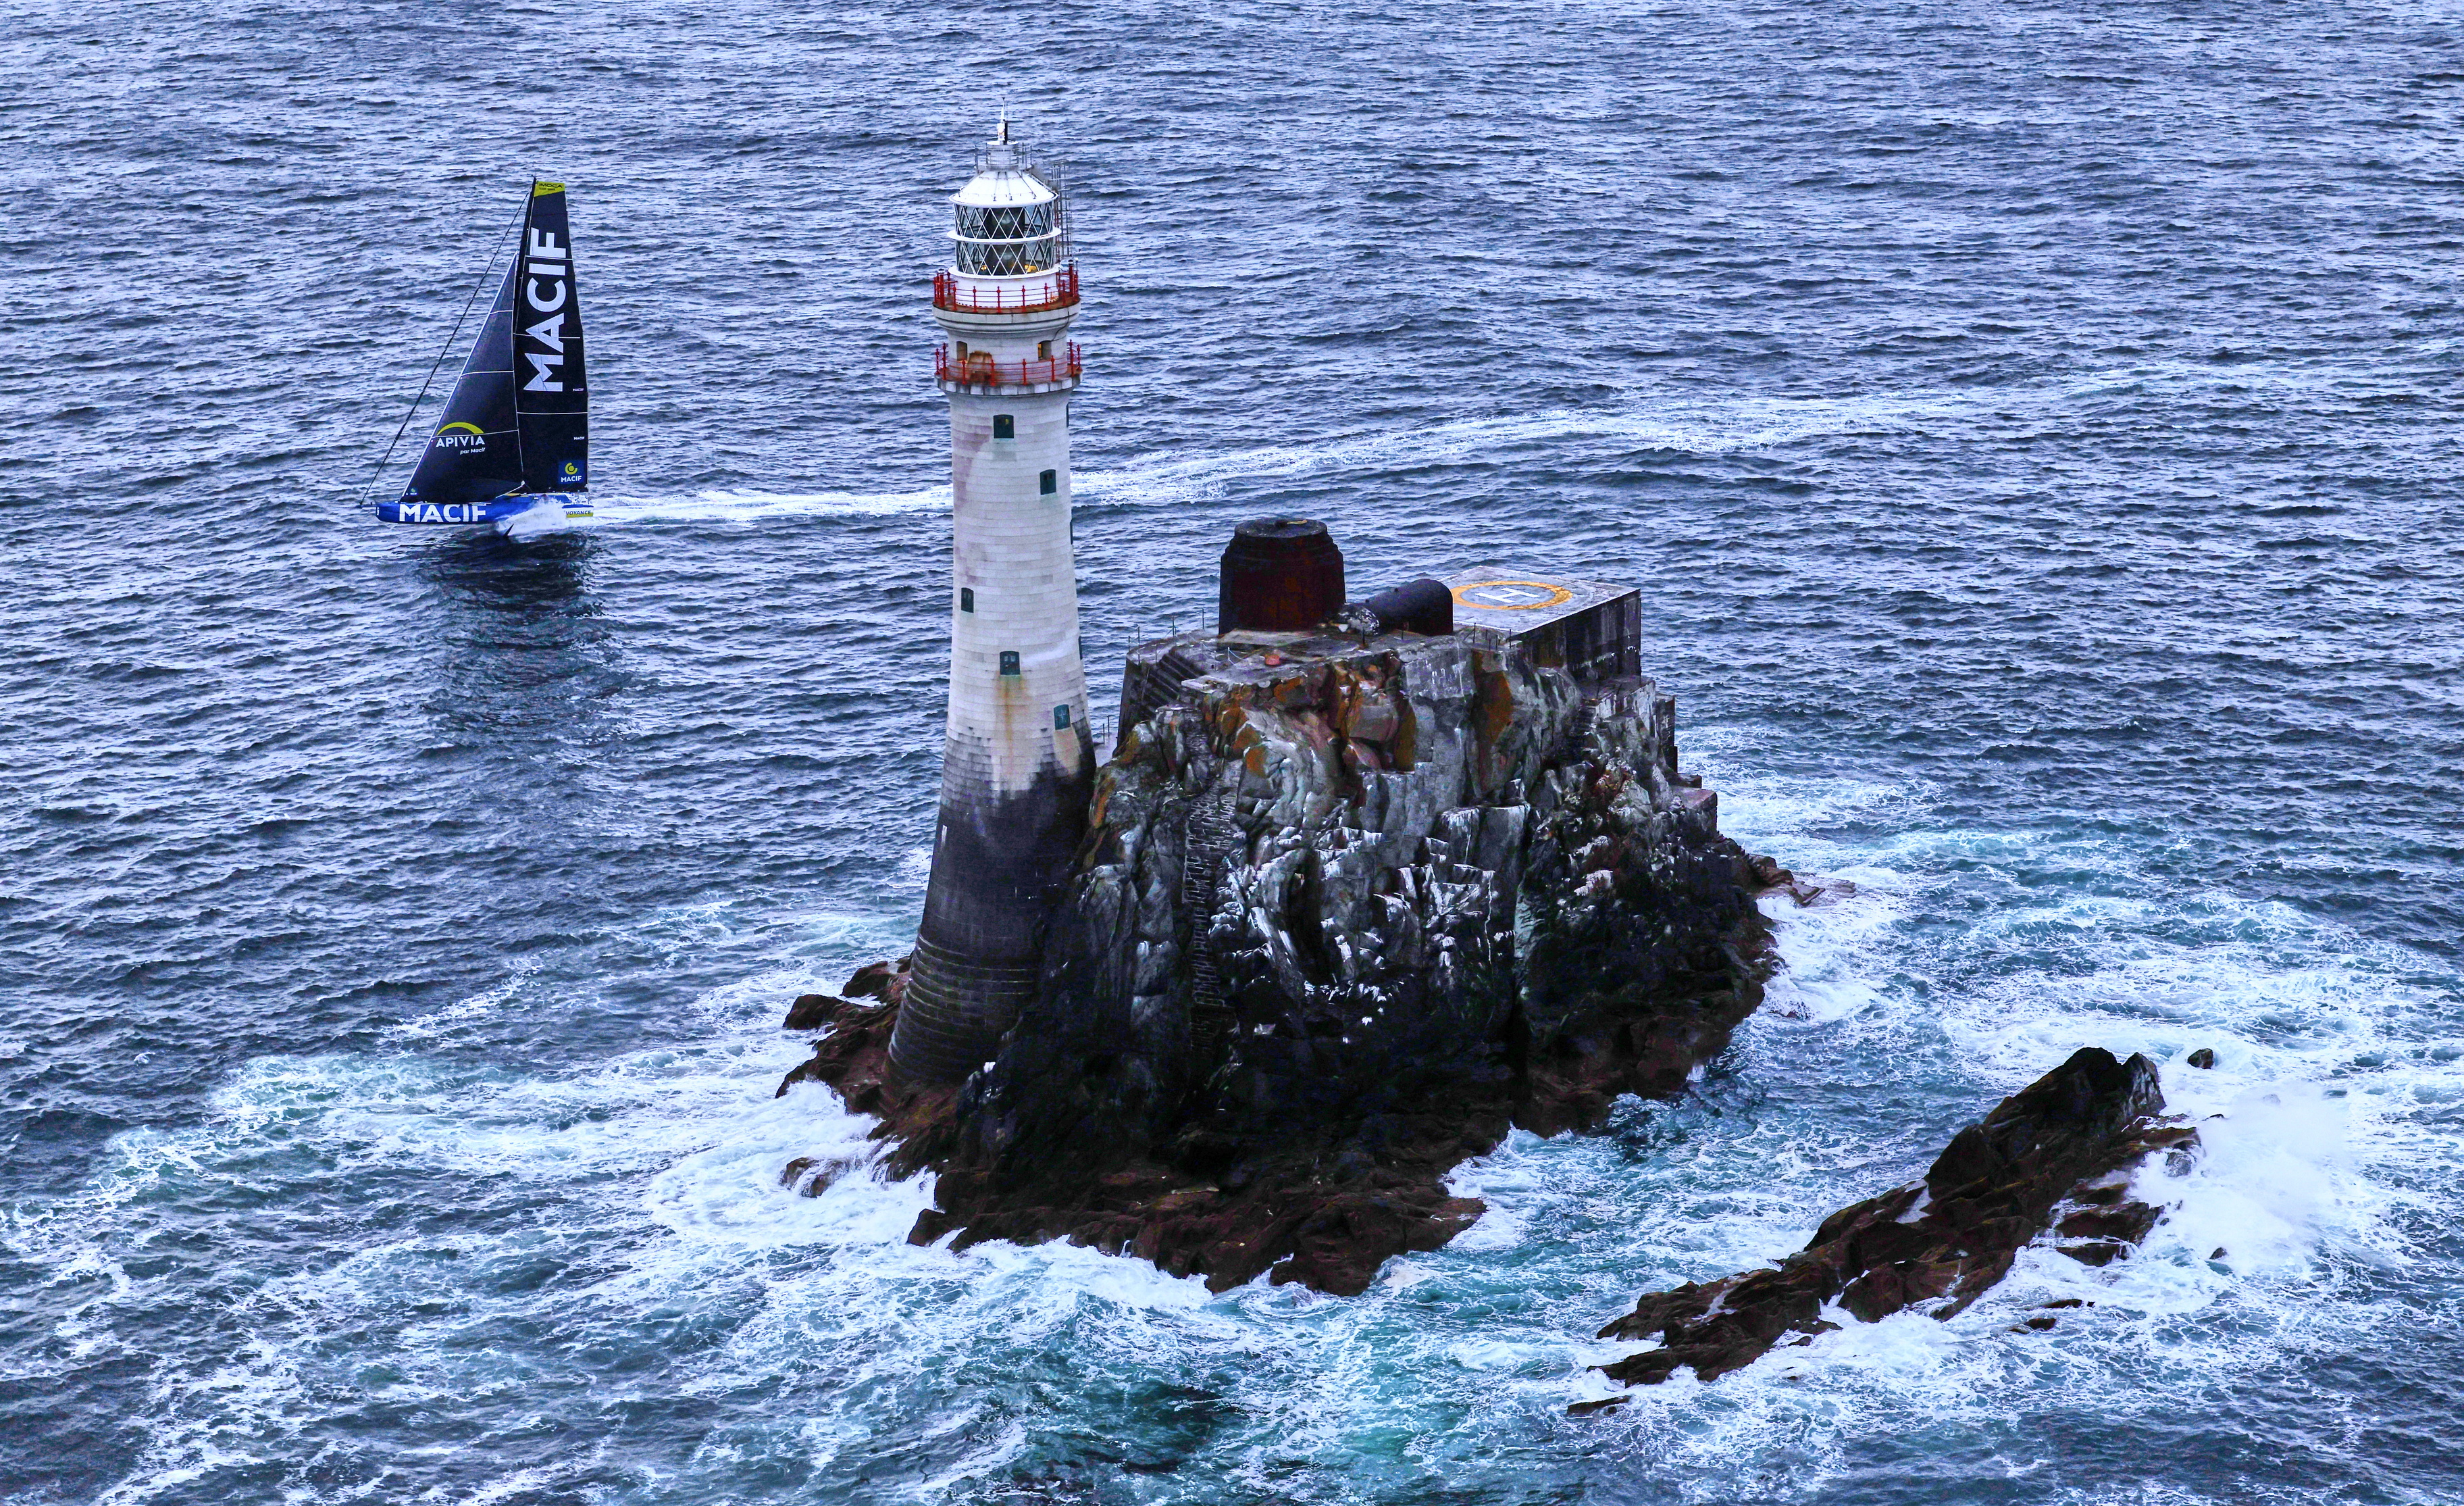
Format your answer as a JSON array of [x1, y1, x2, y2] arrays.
[[551, 362, 2369, 536], [583, 485, 952, 528]]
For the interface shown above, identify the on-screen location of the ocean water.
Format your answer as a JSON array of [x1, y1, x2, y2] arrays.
[[4, 0, 2461, 1501]]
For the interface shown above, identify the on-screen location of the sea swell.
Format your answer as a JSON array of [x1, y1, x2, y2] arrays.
[[8, 784, 2442, 1503]]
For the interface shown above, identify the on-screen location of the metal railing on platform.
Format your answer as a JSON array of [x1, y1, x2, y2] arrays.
[[935, 343, 1083, 387], [933, 266, 1079, 315]]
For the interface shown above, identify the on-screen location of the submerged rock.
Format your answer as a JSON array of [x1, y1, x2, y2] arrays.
[[1585, 1047, 2193, 1393], [782, 626, 1775, 1292], [779, 1153, 866, 1197]]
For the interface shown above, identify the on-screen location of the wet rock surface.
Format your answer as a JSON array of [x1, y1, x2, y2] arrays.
[[1587, 1047, 2194, 1393], [776, 963, 962, 1148], [782, 993, 840, 1030], [779, 628, 1774, 1293]]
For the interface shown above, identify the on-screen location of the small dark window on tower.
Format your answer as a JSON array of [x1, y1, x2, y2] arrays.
[[960, 587, 975, 612], [1053, 704, 1071, 729], [1040, 469, 1057, 495], [992, 414, 1015, 440], [998, 650, 1021, 676], [955, 341, 969, 359], [1037, 339, 1052, 359]]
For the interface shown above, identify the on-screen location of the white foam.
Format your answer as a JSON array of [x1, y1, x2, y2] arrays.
[[34, 741, 2457, 1503], [457, 1465, 579, 1506], [385, 963, 538, 1043], [1755, 878, 1907, 1024], [585, 484, 951, 527], [1514, 739, 2451, 1499], [492, 496, 588, 541], [1071, 393, 1980, 511], [644, 1090, 930, 1253], [22, 905, 977, 1502]]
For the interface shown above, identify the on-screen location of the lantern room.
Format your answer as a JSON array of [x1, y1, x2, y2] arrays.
[[950, 122, 1064, 276]]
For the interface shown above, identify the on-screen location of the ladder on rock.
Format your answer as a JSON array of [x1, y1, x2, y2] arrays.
[[1181, 786, 1240, 1045]]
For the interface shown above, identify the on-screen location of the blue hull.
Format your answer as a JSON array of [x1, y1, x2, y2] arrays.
[[377, 497, 590, 526]]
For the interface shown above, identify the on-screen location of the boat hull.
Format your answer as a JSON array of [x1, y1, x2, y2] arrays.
[[377, 496, 591, 528]]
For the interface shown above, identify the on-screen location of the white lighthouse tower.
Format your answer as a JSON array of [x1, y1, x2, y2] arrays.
[[890, 122, 1096, 1086]]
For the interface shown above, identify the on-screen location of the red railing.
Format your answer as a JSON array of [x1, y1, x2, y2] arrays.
[[936, 343, 1083, 387], [933, 265, 1080, 314]]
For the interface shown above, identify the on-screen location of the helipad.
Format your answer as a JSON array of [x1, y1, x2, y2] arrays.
[[1444, 568, 1640, 684]]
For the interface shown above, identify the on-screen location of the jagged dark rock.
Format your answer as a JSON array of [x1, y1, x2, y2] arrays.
[[783, 993, 840, 1030], [842, 959, 904, 1001], [779, 627, 1773, 1293], [2186, 1047, 2217, 1069], [1583, 1047, 2192, 1396]]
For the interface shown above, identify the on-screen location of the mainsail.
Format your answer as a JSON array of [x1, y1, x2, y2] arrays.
[[513, 184, 588, 495], [388, 182, 588, 523]]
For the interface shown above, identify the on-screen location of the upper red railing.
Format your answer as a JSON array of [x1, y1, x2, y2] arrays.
[[933, 266, 1080, 315], [936, 343, 1083, 387]]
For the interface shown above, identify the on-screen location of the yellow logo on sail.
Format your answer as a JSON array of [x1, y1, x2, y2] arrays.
[[532, 181, 564, 197], [435, 420, 487, 451], [438, 422, 484, 435]]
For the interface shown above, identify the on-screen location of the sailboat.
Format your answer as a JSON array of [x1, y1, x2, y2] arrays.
[[378, 180, 591, 531]]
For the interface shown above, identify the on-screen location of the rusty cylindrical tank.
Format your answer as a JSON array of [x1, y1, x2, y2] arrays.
[[1218, 518, 1345, 634]]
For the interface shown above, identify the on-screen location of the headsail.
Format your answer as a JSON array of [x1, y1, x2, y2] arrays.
[[388, 181, 586, 522], [396, 254, 522, 511]]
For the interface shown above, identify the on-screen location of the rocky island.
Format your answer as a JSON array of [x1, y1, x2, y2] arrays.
[[1578, 1046, 2198, 1404], [779, 522, 1785, 1293], [771, 516, 2201, 1396]]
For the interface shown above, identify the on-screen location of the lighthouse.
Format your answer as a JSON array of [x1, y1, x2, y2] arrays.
[[890, 123, 1096, 1086]]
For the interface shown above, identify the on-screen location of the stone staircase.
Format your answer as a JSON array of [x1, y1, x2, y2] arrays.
[[1179, 785, 1241, 1048]]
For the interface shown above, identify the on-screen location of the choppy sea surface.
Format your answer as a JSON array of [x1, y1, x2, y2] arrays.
[[5, 1, 2463, 1501]]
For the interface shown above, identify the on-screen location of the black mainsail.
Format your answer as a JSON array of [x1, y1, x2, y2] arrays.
[[381, 182, 589, 526]]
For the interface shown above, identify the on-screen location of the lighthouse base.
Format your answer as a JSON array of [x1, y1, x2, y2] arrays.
[[889, 935, 1039, 1085], [888, 753, 1094, 1086]]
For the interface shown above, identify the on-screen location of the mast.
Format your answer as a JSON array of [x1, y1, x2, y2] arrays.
[[889, 125, 1094, 1086]]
